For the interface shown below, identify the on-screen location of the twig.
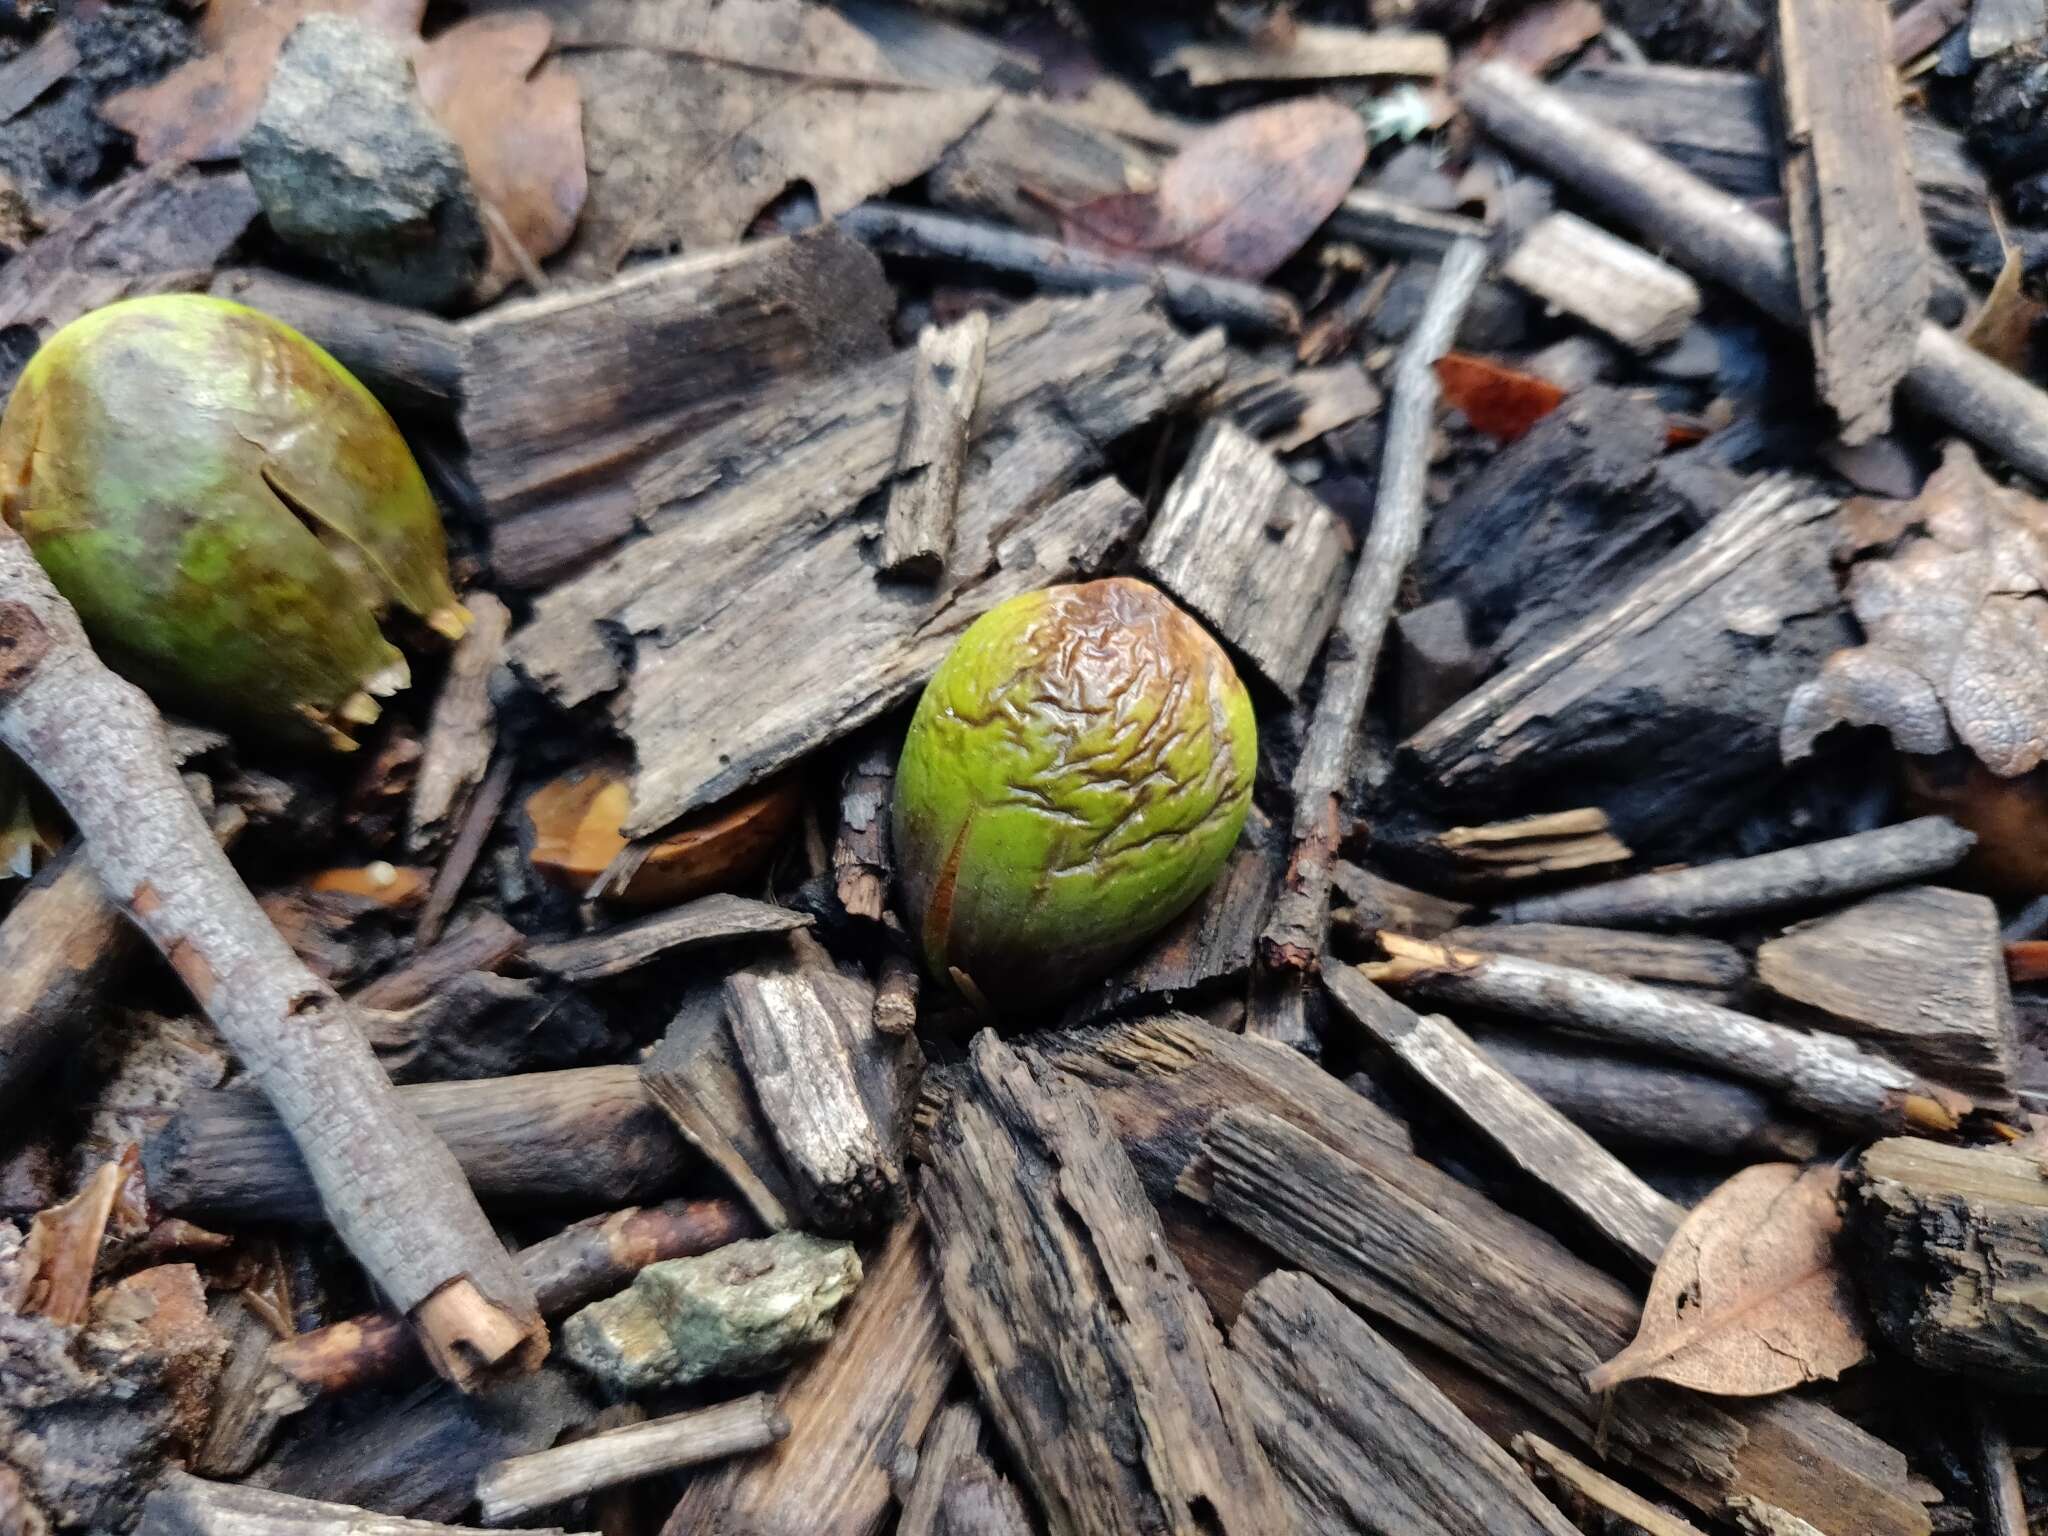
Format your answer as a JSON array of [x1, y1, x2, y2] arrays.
[[1463, 60, 2048, 485], [838, 202, 1301, 336], [1261, 237, 1487, 971], [1363, 935, 1971, 1133], [880, 312, 989, 580], [269, 1197, 753, 1402], [1512, 1435, 1708, 1536], [0, 527, 541, 1388], [875, 949, 920, 1037], [478, 1393, 789, 1525], [415, 750, 514, 949], [1971, 1397, 2030, 1536], [409, 591, 510, 854], [1493, 816, 1973, 927]]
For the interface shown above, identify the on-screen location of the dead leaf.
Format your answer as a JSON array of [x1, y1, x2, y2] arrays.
[[1965, 241, 2045, 374], [1059, 99, 1368, 280], [524, 764, 802, 906], [99, 0, 583, 289], [1587, 1163, 1868, 1397], [1784, 439, 2048, 777], [532, 0, 994, 268], [1432, 352, 1568, 442]]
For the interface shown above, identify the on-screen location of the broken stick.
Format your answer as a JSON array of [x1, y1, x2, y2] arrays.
[[0, 528, 541, 1389], [1263, 236, 1488, 972], [1462, 59, 2048, 485], [880, 312, 989, 579], [139, 1471, 593, 1536]]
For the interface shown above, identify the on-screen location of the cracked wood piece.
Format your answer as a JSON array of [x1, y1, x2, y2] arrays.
[[1463, 61, 2048, 485], [922, 1033, 1291, 1535], [897, 1399, 1035, 1536], [1401, 477, 1850, 852], [641, 993, 801, 1231], [1756, 885, 2018, 1105], [833, 734, 895, 925], [1138, 420, 1347, 698], [1264, 238, 1488, 972], [410, 592, 510, 853], [140, 1471, 594, 1536], [1365, 934, 1970, 1134], [1775, 0, 1928, 441], [874, 951, 920, 1036], [725, 966, 905, 1234], [1502, 211, 1701, 352], [479, 1392, 789, 1525], [0, 526, 540, 1388], [662, 1216, 956, 1536], [460, 228, 892, 524], [0, 23, 78, 122], [880, 312, 989, 579], [145, 1066, 690, 1223], [1845, 1137, 2048, 1389], [839, 202, 1300, 336], [1427, 809, 1631, 886], [1324, 967, 1682, 1269], [1233, 1271, 1579, 1536], [1439, 923, 1747, 997], [0, 841, 138, 1117], [524, 895, 812, 983], [270, 1198, 755, 1402], [1197, 1107, 1931, 1536], [1330, 861, 1471, 936], [1497, 817, 1976, 927]]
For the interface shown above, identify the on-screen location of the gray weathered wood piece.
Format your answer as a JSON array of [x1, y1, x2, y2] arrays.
[[1502, 211, 1700, 352], [879, 312, 989, 579]]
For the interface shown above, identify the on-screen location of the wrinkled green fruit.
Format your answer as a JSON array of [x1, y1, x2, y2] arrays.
[[893, 577, 1257, 1009], [0, 294, 466, 748]]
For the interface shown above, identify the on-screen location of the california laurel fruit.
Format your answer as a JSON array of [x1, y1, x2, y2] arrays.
[[893, 577, 1257, 1010], [0, 294, 467, 748]]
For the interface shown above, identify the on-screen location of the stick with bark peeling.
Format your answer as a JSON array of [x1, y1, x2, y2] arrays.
[[1462, 60, 2048, 485], [1363, 935, 1971, 1134], [0, 530, 542, 1389], [1263, 237, 1487, 975]]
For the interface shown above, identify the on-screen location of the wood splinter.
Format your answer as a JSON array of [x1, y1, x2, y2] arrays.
[[0, 536, 542, 1391], [880, 311, 989, 580]]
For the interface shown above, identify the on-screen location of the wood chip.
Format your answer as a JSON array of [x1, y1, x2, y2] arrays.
[[1502, 210, 1701, 352]]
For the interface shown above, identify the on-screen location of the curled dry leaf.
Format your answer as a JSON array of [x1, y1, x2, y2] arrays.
[[1059, 98, 1369, 280], [100, 0, 583, 289], [1432, 352, 1568, 443], [1783, 439, 2048, 777], [1587, 1162, 1868, 1398]]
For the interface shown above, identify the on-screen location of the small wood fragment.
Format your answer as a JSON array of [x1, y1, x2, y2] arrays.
[[1513, 1434, 1710, 1536], [1163, 25, 1448, 83], [1430, 809, 1632, 885], [409, 592, 511, 854], [478, 1393, 788, 1525], [1440, 922, 1747, 997], [880, 312, 989, 580], [524, 895, 812, 983], [1496, 818, 1976, 927], [921, 1033, 1291, 1535], [1757, 885, 2018, 1105], [1845, 1137, 2048, 1389], [832, 735, 896, 926], [1233, 1270, 1580, 1536], [1364, 936, 1969, 1134], [1971, 1398, 2030, 1536], [0, 24, 79, 123], [662, 1216, 956, 1536], [1328, 190, 1489, 257], [1774, 0, 1928, 440], [639, 996, 802, 1231], [140, 1471, 594, 1536], [874, 950, 920, 1037], [1503, 211, 1701, 352], [1137, 419, 1348, 698], [1264, 237, 1488, 971], [414, 752, 513, 949], [0, 843, 139, 1119], [1330, 861, 1472, 937]]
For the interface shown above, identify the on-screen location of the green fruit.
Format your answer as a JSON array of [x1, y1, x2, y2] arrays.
[[0, 294, 466, 748], [893, 577, 1257, 1007]]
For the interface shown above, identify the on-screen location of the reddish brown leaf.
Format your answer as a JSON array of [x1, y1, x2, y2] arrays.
[[1432, 352, 1568, 443], [1060, 98, 1368, 280], [1588, 1163, 1868, 1397]]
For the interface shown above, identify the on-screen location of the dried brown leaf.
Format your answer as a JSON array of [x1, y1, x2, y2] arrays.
[[1587, 1163, 1868, 1397], [1432, 351, 1567, 442], [1965, 241, 2045, 374], [1059, 98, 1368, 280], [1784, 439, 2048, 776]]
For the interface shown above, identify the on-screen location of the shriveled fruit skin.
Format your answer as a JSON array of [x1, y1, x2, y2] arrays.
[[893, 577, 1256, 1009], [0, 294, 464, 747]]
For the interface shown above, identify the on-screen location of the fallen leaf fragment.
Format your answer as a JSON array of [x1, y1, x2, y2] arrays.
[[1783, 439, 2048, 777], [1432, 352, 1568, 442], [1588, 1162, 1869, 1397], [1965, 234, 2044, 375], [1059, 98, 1368, 280]]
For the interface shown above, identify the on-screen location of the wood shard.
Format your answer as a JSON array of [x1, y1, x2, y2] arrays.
[[1138, 419, 1348, 698], [1774, 0, 1929, 440], [139, 1469, 596, 1536], [1502, 211, 1701, 352], [1233, 1270, 1580, 1536], [879, 311, 990, 580], [921, 1032, 1292, 1536], [1162, 24, 1450, 84]]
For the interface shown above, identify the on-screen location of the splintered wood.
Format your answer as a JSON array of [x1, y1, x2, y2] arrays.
[[1773, 0, 1928, 441], [879, 312, 989, 580], [1502, 212, 1700, 352]]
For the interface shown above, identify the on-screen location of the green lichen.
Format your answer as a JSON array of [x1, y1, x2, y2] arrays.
[[893, 577, 1257, 1010], [0, 293, 465, 748]]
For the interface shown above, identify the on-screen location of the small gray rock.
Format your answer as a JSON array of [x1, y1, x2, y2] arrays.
[[560, 1232, 861, 1394], [241, 14, 486, 310]]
